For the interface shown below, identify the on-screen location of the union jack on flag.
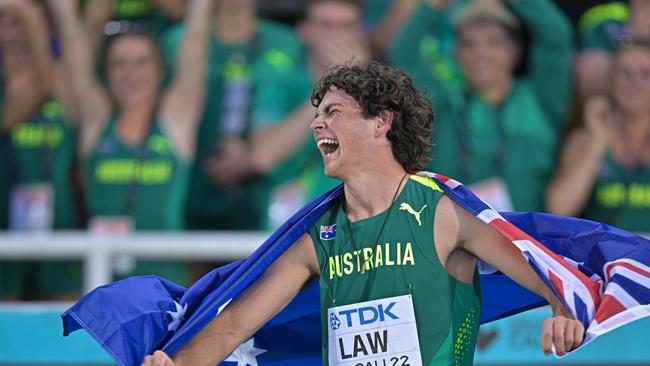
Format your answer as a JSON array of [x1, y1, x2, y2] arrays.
[[61, 172, 650, 365], [320, 224, 336, 240], [425, 171, 650, 346]]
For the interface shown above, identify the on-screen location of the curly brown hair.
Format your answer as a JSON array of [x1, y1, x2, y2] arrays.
[[311, 62, 434, 172]]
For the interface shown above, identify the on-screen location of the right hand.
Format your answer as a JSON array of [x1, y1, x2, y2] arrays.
[[584, 95, 614, 144], [141, 350, 175, 366]]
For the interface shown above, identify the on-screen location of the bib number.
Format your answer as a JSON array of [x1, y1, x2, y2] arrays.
[[10, 183, 54, 231], [328, 295, 422, 366]]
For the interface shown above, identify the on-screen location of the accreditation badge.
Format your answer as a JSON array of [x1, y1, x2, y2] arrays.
[[9, 183, 54, 231], [327, 295, 422, 366], [469, 177, 514, 212]]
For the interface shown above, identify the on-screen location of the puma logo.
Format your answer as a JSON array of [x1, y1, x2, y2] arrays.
[[399, 203, 427, 226]]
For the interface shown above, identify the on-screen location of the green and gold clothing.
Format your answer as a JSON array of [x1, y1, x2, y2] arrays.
[[0, 81, 6, 230], [432, 81, 557, 212], [578, 2, 629, 52], [387, 0, 468, 93], [85, 115, 190, 230], [161, 20, 305, 230], [8, 99, 78, 229], [111, 0, 179, 37], [390, 0, 572, 212], [1, 99, 81, 299], [583, 153, 650, 233], [0, 132, 9, 230], [84, 115, 190, 284], [310, 175, 481, 366]]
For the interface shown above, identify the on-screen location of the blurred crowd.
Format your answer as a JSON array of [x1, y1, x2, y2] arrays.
[[1, 0, 650, 300]]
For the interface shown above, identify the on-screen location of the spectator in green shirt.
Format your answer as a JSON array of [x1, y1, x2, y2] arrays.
[[49, 0, 212, 286], [160, 0, 306, 231], [576, 1, 650, 99], [0, 0, 81, 300], [241, 0, 373, 222], [390, 0, 573, 212], [548, 43, 650, 233]]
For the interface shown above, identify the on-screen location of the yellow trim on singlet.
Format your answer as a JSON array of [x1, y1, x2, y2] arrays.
[[410, 174, 444, 193]]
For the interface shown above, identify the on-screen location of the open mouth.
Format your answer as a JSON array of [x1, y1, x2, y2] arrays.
[[316, 138, 340, 157]]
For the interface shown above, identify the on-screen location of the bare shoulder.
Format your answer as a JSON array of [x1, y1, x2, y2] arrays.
[[433, 195, 462, 267], [433, 194, 493, 254]]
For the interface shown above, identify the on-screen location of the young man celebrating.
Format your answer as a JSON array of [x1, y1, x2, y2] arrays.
[[142, 63, 582, 366]]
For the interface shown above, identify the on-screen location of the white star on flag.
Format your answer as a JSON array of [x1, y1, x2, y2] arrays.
[[225, 337, 267, 366], [166, 301, 187, 332]]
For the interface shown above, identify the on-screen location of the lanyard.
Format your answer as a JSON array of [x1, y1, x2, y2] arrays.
[[319, 174, 413, 307], [118, 110, 157, 218], [218, 33, 260, 138]]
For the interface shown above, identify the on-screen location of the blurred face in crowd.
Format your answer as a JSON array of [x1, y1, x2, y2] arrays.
[[456, 21, 519, 93], [106, 35, 162, 109], [216, 0, 254, 15], [0, 10, 27, 56], [611, 46, 650, 116], [301, 1, 365, 64]]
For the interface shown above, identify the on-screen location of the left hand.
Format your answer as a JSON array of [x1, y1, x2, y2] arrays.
[[541, 314, 585, 356]]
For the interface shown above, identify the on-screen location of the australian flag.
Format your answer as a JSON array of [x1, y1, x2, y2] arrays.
[[61, 172, 650, 366], [320, 224, 336, 240]]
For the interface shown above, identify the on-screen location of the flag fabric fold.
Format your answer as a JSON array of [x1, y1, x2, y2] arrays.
[[61, 173, 650, 366]]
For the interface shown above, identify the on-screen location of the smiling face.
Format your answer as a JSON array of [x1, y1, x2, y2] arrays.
[[611, 46, 650, 116], [311, 87, 379, 179], [456, 21, 518, 92], [106, 34, 162, 109], [304, 0, 363, 39]]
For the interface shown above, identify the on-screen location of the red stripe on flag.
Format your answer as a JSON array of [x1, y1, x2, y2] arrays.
[[594, 294, 626, 324], [605, 261, 650, 282], [549, 271, 565, 300], [489, 218, 602, 307], [433, 174, 450, 182]]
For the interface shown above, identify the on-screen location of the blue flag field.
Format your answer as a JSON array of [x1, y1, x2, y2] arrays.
[[62, 173, 650, 366]]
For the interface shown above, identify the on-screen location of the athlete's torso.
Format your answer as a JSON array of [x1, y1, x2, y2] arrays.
[[310, 175, 481, 366]]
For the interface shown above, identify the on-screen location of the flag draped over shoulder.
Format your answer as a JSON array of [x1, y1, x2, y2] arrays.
[[62, 172, 650, 366]]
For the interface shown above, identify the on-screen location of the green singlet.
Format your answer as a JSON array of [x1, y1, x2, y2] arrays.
[[8, 99, 78, 229], [1, 99, 80, 299], [0, 132, 10, 229], [310, 175, 481, 366], [84, 115, 190, 285], [583, 153, 650, 233], [85, 115, 189, 230]]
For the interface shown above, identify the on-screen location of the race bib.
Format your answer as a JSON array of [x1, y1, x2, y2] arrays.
[[9, 183, 54, 231], [328, 295, 422, 366]]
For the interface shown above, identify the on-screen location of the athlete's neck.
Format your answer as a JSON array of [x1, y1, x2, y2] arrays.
[[343, 165, 408, 222]]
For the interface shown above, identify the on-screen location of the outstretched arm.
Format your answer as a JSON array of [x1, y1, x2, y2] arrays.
[[545, 96, 611, 216], [159, 0, 211, 161], [0, 0, 53, 130], [434, 195, 584, 356], [142, 234, 320, 366], [82, 0, 114, 58], [48, 0, 111, 155], [511, 0, 574, 132]]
